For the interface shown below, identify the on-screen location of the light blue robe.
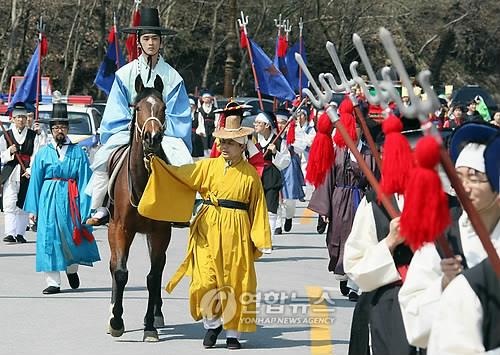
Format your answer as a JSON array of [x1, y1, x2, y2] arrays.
[[94, 55, 191, 170], [24, 144, 100, 272]]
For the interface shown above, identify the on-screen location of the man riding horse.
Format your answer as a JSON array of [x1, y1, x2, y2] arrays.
[[86, 7, 192, 225]]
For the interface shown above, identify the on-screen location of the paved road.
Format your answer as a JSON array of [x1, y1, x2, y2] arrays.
[[0, 196, 353, 355]]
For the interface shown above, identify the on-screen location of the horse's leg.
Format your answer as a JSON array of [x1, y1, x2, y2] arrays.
[[108, 221, 135, 337], [143, 226, 172, 342]]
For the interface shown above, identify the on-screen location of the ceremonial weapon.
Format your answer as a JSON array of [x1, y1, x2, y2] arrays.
[[376, 28, 500, 276]]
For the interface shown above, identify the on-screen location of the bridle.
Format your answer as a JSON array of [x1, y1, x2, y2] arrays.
[[127, 96, 166, 207]]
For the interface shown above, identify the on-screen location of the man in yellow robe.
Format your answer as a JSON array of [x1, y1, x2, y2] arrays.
[[138, 110, 272, 349]]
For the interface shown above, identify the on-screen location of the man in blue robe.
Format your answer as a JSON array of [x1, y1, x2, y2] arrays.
[[24, 102, 100, 295], [86, 7, 192, 225]]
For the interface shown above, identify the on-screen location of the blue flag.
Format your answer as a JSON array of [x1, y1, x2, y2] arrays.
[[94, 34, 125, 96], [249, 38, 295, 102], [8, 45, 40, 112], [286, 39, 309, 92]]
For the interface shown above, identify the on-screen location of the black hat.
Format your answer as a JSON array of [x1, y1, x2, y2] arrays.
[[11, 102, 30, 117], [214, 100, 252, 117], [38, 103, 81, 125], [121, 8, 176, 36]]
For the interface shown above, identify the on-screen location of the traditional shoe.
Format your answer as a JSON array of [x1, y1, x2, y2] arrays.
[[15, 235, 27, 243], [42, 286, 61, 295], [67, 272, 80, 289], [3, 235, 16, 243], [203, 325, 223, 348], [339, 280, 349, 296], [226, 338, 241, 350], [348, 290, 359, 302], [316, 216, 327, 234], [274, 227, 282, 235], [284, 218, 293, 232]]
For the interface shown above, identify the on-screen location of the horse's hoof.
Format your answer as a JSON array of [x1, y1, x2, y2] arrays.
[[143, 330, 159, 342], [108, 319, 125, 337], [154, 315, 165, 328]]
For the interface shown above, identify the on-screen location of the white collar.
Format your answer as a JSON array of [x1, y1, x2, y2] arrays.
[[12, 126, 28, 144], [257, 133, 273, 147]]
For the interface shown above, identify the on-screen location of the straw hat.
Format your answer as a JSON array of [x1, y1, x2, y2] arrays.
[[213, 115, 254, 139]]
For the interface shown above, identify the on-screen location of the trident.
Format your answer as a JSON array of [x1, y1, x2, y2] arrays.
[[319, 40, 383, 172], [375, 27, 500, 277], [295, 52, 398, 218]]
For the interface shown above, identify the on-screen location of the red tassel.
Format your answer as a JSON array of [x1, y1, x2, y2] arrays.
[[277, 35, 288, 57], [240, 27, 248, 49], [286, 119, 296, 145], [108, 26, 115, 44], [306, 112, 335, 187], [400, 136, 451, 251], [40, 35, 48, 57], [379, 114, 415, 195], [73, 227, 82, 246], [333, 97, 357, 148], [126, 10, 141, 62]]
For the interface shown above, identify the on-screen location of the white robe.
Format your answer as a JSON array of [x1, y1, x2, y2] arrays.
[[343, 195, 405, 292], [398, 216, 500, 348], [427, 272, 500, 355]]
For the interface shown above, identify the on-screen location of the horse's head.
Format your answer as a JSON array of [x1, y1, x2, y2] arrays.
[[133, 75, 166, 154]]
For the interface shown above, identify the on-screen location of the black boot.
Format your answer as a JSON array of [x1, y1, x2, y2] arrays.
[[3, 235, 16, 243], [339, 280, 349, 296], [203, 325, 222, 348], [274, 227, 282, 235], [284, 218, 293, 232], [67, 272, 80, 289], [317, 216, 327, 234], [226, 338, 241, 350]]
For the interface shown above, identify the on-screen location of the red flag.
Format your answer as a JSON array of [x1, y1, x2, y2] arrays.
[[239, 27, 248, 49], [277, 34, 288, 58], [40, 34, 48, 57], [126, 8, 141, 62]]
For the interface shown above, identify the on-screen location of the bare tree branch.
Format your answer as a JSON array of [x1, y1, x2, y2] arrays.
[[418, 12, 468, 56]]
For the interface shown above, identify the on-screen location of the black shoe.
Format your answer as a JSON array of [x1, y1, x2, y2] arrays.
[[274, 227, 282, 235], [348, 290, 359, 302], [317, 216, 327, 234], [226, 338, 241, 350], [284, 218, 293, 232], [203, 325, 223, 348], [299, 197, 306, 202], [67, 272, 80, 289], [15, 235, 27, 243], [42, 286, 61, 295], [3, 235, 15, 243], [339, 280, 349, 296]]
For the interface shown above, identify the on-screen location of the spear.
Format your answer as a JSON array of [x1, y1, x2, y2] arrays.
[[238, 12, 264, 111], [113, 13, 121, 70], [298, 17, 304, 98], [377, 27, 500, 276], [35, 16, 45, 122]]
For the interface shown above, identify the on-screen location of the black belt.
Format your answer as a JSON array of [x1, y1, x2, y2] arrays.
[[203, 199, 248, 211]]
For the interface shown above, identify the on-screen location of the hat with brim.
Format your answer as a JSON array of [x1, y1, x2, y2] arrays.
[[214, 100, 252, 115], [121, 8, 176, 36], [449, 122, 499, 163], [213, 115, 254, 139], [484, 133, 500, 192], [38, 102, 82, 124]]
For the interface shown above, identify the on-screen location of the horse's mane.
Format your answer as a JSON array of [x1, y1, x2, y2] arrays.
[[129, 88, 164, 146]]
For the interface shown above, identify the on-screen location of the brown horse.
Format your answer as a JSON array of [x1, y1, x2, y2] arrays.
[[107, 74, 172, 342]]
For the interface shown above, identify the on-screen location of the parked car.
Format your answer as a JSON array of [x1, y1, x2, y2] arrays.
[[38, 103, 102, 163]]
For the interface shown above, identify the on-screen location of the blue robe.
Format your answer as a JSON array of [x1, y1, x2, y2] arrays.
[[24, 144, 100, 272], [98, 55, 192, 152]]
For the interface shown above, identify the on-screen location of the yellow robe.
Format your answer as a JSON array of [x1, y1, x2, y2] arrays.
[[138, 156, 272, 332]]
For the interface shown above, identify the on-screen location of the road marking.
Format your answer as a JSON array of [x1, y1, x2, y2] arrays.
[[300, 208, 315, 225], [307, 286, 333, 355]]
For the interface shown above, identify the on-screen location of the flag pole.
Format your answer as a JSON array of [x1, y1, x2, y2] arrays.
[[113, 13, 121, 70], [35, 16, 44, 122], [273, 14, 283, 112], [298, 17, 303, 98], [238, 12, 264, 111]]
